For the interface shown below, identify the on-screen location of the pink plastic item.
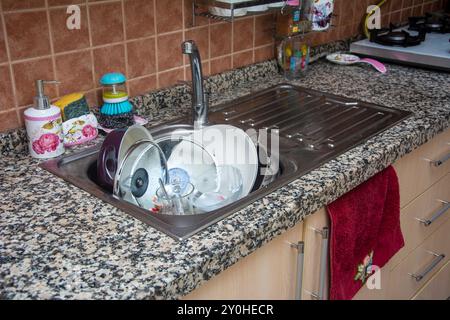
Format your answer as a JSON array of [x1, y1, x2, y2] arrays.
[[359, 58, 387, 74], [326, 53, 387, 74]]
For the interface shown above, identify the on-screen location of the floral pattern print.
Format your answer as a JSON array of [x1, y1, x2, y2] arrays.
[[82, 125, 97, 138], [32, 133, 60, 155], [354, 251, 374, 284], [62, 113, 98, 146]]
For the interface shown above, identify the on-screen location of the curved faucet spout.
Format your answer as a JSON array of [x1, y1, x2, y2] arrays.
[[182, 40, 208, 128]]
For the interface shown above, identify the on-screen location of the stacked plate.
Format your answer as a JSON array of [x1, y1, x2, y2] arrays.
[[99, 124, 259, 215]]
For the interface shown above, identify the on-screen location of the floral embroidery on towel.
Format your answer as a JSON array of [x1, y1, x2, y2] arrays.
[[354, 251, 374, 284]]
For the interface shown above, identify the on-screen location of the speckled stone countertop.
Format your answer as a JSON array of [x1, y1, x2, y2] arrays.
[[1, 58, 449, 299]]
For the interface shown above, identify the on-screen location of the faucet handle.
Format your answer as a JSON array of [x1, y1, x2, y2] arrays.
[[181, 40, 198, 54]]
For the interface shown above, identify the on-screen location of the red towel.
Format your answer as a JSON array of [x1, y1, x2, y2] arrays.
[[327, 166, 404, 300]]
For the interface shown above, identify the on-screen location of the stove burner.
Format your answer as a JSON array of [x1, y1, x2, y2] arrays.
[[409, 13, 450, 33], [387, 31, 407, 42], [370, 24, 426, 47]]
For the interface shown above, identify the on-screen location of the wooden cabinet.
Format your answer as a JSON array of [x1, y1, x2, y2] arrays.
[[388, 218, 450, 299], [412, 261, 450, 300], [184, 208, 331, 300], [185, 128, 450, 300], [390, 174, 450, 268], [184, 220, 304, 300], [301, 208, 330, 300], [356, 128, 450, 300], [394, 129, 450, 208]]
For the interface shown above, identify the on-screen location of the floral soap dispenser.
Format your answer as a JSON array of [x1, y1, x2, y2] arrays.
[[24, 80, 65, 159]]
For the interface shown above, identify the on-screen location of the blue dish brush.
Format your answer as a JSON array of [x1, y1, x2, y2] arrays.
[[100, 73, 133, 116]]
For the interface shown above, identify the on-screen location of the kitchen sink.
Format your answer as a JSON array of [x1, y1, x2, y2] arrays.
[[40, 84, 411, 240]]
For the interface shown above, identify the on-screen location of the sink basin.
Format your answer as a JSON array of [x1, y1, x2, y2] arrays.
[[40, 84, 411, 240]]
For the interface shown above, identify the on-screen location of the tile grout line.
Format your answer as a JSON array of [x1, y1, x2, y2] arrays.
[[121, 0, 130, 92], [45, 0, 61, 100], [208, 13, 211, 75], [208, 13, 212, 74], [252, 16, 256, 64], [231, 17, 234, 68], [153, 0, 160, 89], [1, 1, 20, 125], [182, 0, 187, 82], [85, 0, 97, 96]]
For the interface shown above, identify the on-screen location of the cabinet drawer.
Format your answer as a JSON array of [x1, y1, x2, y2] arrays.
[[184, 221, 304, 300], [388, 218, 450, 300], [394, 128, 450, 208], [412, 261, 450, 300], [390, 174, 450, 268]]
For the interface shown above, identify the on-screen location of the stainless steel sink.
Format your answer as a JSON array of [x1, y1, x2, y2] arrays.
[[40, 84, 411, 240]]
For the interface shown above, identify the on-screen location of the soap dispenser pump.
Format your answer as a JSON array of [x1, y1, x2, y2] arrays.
[[24, 80, 65, 159]]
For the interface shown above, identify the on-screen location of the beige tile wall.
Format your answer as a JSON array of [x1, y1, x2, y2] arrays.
[[0, 0, 275, 132], [0, 0, 446, 132]]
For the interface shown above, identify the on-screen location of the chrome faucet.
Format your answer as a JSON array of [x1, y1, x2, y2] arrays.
[[181, 40, 208, 128]]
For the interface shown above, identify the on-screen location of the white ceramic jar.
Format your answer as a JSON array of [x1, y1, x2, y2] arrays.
[[24, 105, 65, 159], [24, 80, 65, 159]]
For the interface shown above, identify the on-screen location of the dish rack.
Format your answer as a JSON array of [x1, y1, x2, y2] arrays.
[[192, 0, 298, 24], [191, 0, 336, 36]]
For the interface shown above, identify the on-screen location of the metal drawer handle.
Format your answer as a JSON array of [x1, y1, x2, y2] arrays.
[[416, 200, 450, 227], [425, 150, 450, 167], [409, 251, 445, 282], [289, 241, 305, 300], [306, 227, 329, 300]]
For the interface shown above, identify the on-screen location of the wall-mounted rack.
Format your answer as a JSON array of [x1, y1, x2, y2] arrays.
[[192, 0, 296, 25], [192, 0, 336, 37]]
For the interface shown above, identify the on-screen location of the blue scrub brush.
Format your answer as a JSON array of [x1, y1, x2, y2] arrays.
[[100, 73, 133, 115], [99, 73, 134, 129]]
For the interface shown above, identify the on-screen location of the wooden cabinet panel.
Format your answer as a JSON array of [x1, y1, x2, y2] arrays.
[[412, 261, 450, 300], [301, 208, 330, 300], [185, 129, 450, 300], [388, 218, 450, 300], [390, 174, 450, 269], [184, 221, 304, 300], [394, 128, 450, 208]]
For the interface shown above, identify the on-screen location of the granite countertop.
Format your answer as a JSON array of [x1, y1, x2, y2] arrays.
[[0, 59, 449, 300]]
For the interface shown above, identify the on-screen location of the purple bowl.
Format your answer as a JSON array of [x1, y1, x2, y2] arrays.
[[97, 129, 126, 191]]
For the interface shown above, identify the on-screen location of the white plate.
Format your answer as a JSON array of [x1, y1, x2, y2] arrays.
[[166, 138, 219, 195], [190, 125, 258, 198], [326, 53, 360, 65], [209, 6, 247, 17], [118, 124, 153, 173]]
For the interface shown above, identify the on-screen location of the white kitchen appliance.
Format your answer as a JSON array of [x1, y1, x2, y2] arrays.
[[350, 12, 450, 72]]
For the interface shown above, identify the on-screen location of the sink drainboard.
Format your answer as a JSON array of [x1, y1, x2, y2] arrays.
[[40, 84, 411, 240]]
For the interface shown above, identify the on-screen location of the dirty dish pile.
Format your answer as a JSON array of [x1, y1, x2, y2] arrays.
[[98, 124, 258, 215]]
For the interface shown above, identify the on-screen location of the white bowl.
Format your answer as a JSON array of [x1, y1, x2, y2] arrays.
[[189, 124, 258, 198], [165, 138, 219, 194], [193, 166, 243, 212], [118, 124, 153, 168]]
